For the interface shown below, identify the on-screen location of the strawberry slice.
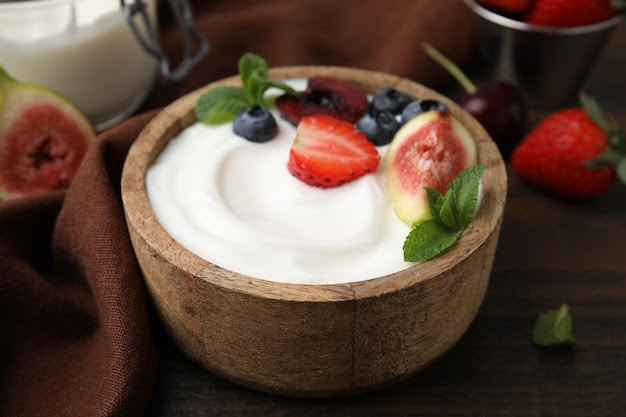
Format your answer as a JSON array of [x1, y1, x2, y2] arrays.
[[287, 115, 380, 188]]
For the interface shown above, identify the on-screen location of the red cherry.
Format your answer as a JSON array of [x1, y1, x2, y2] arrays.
[[458, 82, 527, 158]]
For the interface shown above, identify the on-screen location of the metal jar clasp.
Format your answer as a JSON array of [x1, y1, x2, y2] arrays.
[[121, 0, 209, 82]]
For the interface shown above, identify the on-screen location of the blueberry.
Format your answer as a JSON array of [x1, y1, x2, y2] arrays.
[[232, 106, 278, 143], [356, 110, 401, 146], [400, 99, 449, 124], [371, 87, 411, 115]]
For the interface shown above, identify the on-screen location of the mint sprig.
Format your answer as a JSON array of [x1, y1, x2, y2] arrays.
[[194, 52, 297, 125], [195, 86, 250, 124], [532, 304, 576, 349], [403, 164, 486, 262]]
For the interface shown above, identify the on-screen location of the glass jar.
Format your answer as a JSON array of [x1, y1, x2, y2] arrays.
[[0, 0, 207, 131]]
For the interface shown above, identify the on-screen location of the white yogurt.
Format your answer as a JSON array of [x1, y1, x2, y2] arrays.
[[0, 0, 158, 131], [146, 83, 415, 285]]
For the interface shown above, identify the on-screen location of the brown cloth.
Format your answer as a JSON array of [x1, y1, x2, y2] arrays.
[[0, 1, 474, 416], [144, 0, 475, 110], [0, 113, 158, 417]]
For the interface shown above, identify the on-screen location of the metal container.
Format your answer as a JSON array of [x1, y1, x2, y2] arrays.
[[463, 0, 623, 114]]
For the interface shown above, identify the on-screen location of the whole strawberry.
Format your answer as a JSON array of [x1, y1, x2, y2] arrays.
[[511, 93, 626, 198], [524, 0, 621, 27]]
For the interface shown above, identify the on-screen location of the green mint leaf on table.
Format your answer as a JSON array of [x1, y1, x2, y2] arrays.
[[532, 304, 576, 348], [404, 164, 486, 262], [195, 86, 250, 124]]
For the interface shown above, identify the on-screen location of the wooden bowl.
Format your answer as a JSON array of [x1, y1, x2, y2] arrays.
[[121, 66, 507, 397]]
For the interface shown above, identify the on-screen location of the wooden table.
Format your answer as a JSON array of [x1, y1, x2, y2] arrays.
[[145, 22, 626, 417]]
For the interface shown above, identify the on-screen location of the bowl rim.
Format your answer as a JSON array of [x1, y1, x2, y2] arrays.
[[121, 65, 507, 304]]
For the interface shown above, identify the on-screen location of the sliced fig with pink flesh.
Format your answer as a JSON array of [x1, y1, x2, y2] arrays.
[[384, 110, 478, 227], [0, 67, 95, 200]]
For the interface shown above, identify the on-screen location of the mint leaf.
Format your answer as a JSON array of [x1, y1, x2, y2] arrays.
[[425, 187, 444, 224], [403, 164, 486, 263], [195, 86, 250, 124], [532, 304, 576, 348], [248, 71, 270, 105], [248, 75, 298, 106], [264, 79, 298, 96], [238, 53, 268, 104], [195, 52, 298, 127], [403, 220, 462, 262], [237, 53, 296, 106], [446, 164, 486, 229], [438, 191, 460, 231]]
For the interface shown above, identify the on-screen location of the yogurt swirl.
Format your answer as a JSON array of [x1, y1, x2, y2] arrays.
[[146, 89, 414, 285]]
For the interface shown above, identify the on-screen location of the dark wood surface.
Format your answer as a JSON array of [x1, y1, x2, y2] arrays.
[[145, 22, 626, 417]]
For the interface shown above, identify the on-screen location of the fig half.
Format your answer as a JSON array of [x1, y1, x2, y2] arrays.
[[0, 67, 95, 200], [385, 110, 478, 227]]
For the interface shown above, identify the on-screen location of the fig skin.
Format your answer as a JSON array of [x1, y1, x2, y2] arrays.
[[0, 66, 95, 200], [385, 110, 478, 227]]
